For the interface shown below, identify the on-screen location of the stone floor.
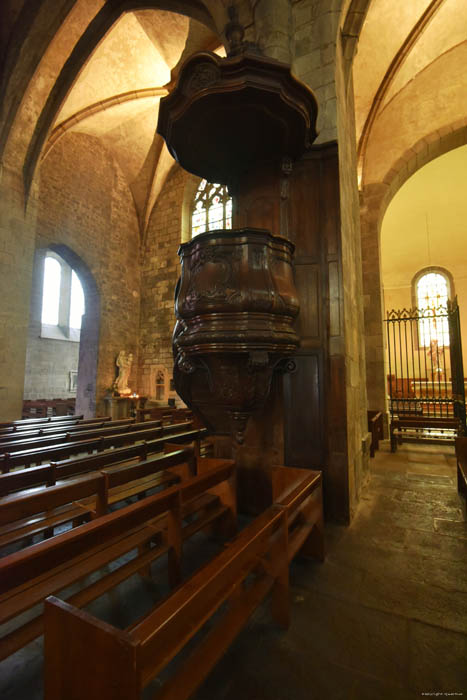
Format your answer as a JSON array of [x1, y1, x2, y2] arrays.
[[193, 441, 467, 700], [1, 441, 466, 699]]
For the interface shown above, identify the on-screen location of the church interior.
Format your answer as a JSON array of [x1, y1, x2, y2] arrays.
[[1, 1, 466, 698]]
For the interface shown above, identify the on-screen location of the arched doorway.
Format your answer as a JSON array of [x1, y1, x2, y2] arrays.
[[380, 145, 467, 426]]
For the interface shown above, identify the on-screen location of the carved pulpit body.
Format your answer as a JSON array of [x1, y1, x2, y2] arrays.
[[158, 48, 317, 448], [173, 228, 299, 442]]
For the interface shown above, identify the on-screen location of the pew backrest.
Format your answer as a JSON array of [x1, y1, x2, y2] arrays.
[[0, 458, 235, 596], [0, 428, 207, 495], [43, 503, 285, 700], [0, 417, 134, 442], [0, 423, 177, 472]]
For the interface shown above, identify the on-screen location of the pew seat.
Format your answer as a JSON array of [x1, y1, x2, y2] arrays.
[[0, 449, 197, 554], [390, 416, 461, 452], [43, 464, 323, 700], [0, 427, 207, 497], [0, 457, 236, 662]]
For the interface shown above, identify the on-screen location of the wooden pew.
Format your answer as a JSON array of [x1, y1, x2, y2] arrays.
[[0, 419, 160, 453], [0, 418, 137, 443], [136, 406, 196, 425], [0, 448, 196, 553], [455, 437, 467, 498], [43, 465, 323, 700], [0, 416, 110, 437], [390, 416, 461, 452], [0, 428, 207, 497], [0, 421, 195, 473], [22, 398, 76, 419], [0, 458, 235, 662], [367, 410, 383, 458], [0, 413, 84, 430]]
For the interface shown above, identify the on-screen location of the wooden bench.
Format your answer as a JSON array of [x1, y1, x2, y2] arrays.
[[0, 416, 112, 440], [43, 465, 323, 700], [0, 448, 197, 554], [0, 413, 85, 431], [0, 419, 161, 453], [367, 410, 383, 458], [0, 457, 235, 662], [0, 427, 207, 496], [22, 398, 76, 419], [0, 417, 132, 442], [0, 421, 195, 472], [455, 437, 467, 498], [390, 416, 461, 452], [136, 407, 198, 425]]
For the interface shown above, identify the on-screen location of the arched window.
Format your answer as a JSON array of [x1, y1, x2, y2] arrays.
[[415, 269, 451, 347], [41, 252, 85, 339], [41, 256, 61, 325], [191, 180, 232, 238], [70, 270, 85, 329]]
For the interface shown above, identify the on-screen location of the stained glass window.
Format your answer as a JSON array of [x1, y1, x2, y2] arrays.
[[191, 180, 232, 238], [417, 271, 450, 347]]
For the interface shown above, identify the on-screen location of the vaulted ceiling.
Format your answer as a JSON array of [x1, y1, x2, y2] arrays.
[[353, 0, 467, 187], [39, 9, 224, 238]]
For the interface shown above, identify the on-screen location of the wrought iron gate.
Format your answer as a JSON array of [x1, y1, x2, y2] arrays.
[[385, 297, 466, 431]]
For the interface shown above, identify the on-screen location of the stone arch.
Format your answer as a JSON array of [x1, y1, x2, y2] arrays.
[[48, 243, 100, 418], [360, 125, 467, 413], [339, 0, 372, 84], [378, 124, 467, 228]]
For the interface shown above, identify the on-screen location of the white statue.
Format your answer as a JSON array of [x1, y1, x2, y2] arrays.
[[114, 350, 134, 395]]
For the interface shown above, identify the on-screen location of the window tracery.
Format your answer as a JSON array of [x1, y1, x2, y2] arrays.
[[415, 270, 451, 347], [191, 180, 232, 238]]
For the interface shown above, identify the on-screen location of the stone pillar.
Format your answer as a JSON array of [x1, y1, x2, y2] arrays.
[[253, 0, 292, 64], [360, 183, 389, 420], [0, 166, 37, 420]]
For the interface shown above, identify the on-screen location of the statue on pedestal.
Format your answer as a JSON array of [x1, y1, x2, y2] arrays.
[[114, 350, 133, 395]]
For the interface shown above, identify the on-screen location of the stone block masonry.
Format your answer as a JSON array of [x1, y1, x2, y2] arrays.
[[138, 166, 189, 399], [34, 131, 141, 415]]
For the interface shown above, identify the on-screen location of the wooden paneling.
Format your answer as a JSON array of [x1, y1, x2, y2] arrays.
[[294, 264, 320, 342], [289, 166, 321, 261], [329, 260, 341, 337], [284, 354, 324, 467], [284, 142, 348, 521]]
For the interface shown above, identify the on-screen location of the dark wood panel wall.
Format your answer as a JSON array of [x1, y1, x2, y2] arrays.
[[233, 142, 351, 522], [285, 142, 350, 522]]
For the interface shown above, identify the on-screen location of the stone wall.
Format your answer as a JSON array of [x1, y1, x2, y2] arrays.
[[138, 166, 189, 399], [0, 166, 38, 420], [35, 131, 141, 414], [291, 0, 342, 144], [335, 37, 370, 517]]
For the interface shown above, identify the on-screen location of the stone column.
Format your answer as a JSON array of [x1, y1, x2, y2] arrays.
[[253, 0, 292, 64], [360, 183, 389, 421], [0, 166, 38, 420]]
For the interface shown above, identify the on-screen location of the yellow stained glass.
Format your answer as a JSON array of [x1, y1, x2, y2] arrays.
[[417, 272, 450, 347]]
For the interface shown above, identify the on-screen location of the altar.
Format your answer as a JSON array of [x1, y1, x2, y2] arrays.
[[103, 395, 147, 420]]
